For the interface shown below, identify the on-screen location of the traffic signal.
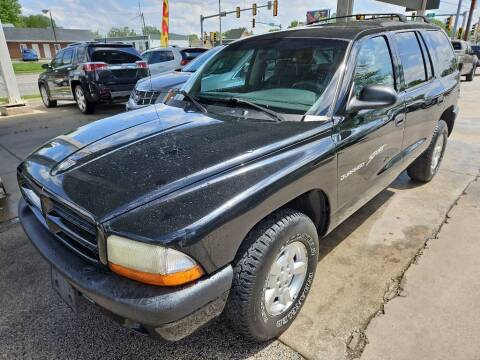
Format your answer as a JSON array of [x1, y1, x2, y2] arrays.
[[236, 6, 240, 18], [203, 32, 208, 45], [457, 27, 463, 39], [252, 3, 257, 16], [213, 32, 218, 42], [209, 32, 214, 42], [273, 0, 278, 16], [446, 16, 453, 31], [252, 18, 256, 28], [471, 23, 477, 36]]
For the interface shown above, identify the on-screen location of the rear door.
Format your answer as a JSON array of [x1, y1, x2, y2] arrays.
[[57, 47, 75, 99], [335, 35, 406, 215], [147, 49, 176, 74], [391, 31, 443, 164], [46, 49, 65, 99]]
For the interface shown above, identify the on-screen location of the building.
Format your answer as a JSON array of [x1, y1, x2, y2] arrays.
[[4, 27, 93, 60], [95, 33, 192, 52]]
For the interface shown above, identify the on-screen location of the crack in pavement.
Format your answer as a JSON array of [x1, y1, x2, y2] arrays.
[[345, 171, 480, 360], [0, 142, 22, 161]]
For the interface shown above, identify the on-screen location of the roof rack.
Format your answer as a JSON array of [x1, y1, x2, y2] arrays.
[[307, 13, 409, 26]]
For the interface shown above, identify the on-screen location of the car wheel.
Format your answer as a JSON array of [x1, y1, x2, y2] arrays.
[[407, 120, 448, 182], [74, 85, 95, 114], [466, 65, 476, 81], [39, 84, 57, 108], [224, 209, 319, 342]]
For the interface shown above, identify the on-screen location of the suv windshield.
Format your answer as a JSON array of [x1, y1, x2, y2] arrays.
[[188, 38, 348, 115]]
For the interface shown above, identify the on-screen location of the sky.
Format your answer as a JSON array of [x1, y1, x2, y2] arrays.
[[19, 0, 479, 36]]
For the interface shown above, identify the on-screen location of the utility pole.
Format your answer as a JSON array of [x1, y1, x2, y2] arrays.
[[452, 0, 463, 39], [417, 0, 428, 16], [0, 19, 22, 105], [464, 0, 477, 40], [219, 0, 223, 45], [41, 9, 57, 42]]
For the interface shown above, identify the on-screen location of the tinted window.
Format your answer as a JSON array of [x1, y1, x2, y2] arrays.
[[149, 50, 174, 64], [451, 41, 462, 50], [418, 34, 434, 80], [181, 48, 207, 60], [354, 36, 395, 96], [90, 49, 141, 64], [76, 46, 86, 63], [182, 47, 223, 72], [395, 32, 426, 88], [52, 51, 63, 68], [62, 49, 74, 65], [423, 30, 457, 77]]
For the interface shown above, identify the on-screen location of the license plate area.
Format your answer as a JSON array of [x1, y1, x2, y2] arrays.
[[51, 267, 78, 314]]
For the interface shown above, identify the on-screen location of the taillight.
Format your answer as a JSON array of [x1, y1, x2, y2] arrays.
[[180, 59, 189, 66], [136, 60, 148, 69], [83, 62, 108, 72]]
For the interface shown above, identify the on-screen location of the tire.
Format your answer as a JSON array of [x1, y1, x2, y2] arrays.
[[74, 85, 96, 114], [466, 64, 476, 81], [407, 120, 448, 182], [39, 84, 57, 108], [224, 209, 319, 342]]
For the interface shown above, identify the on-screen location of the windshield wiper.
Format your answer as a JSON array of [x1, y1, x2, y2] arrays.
[[200, 96, 286, 122], [179, 90, 208, 115]]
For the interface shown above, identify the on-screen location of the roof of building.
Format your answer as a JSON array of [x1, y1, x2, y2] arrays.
[[3, 27, 93, 42], [96, 33, 191, 42]]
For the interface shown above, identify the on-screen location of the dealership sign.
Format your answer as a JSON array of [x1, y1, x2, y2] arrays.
[[306, 9, 331, 24]]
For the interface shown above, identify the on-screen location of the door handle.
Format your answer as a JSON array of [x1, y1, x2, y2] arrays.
[[394, 114, 405, 127]]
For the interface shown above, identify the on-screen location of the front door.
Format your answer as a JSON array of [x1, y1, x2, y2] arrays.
[[335, 35, 406, 220]]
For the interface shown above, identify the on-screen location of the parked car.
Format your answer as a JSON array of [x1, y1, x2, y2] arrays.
[[471, 44, 480, 58], [18, 15, 459, 343], [127, 46, 224, 111], [141, 46, 207, 75], [22, 48, 38, 61], [451, 40, 478, 81], [38, 42, 149, 114]]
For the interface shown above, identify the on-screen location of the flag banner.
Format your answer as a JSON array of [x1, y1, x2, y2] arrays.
[[161, 0, 169, 47]]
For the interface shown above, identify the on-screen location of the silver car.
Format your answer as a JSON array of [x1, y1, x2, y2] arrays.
[[141, 47, 207, 75]]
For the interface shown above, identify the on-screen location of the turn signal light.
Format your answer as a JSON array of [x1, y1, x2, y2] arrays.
[[83, 62, 108, 72]]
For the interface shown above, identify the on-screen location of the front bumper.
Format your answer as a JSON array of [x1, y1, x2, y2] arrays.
[[18, 199, 233, 340]]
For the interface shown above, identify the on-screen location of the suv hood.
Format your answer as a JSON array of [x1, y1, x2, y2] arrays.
[[20, 104, 321, 221], [136, 71, 192, 91]]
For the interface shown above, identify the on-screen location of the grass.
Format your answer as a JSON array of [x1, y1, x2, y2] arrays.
[[12, 62, 45, 74], [0, 94, 41, 104]]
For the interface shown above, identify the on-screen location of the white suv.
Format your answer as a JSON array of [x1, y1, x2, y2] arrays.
[[141, 47, 207, 75]]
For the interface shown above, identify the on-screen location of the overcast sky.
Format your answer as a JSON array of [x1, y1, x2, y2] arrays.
[[20, 0, 478, 36]]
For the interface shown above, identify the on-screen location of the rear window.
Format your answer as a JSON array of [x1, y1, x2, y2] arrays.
[[451, 41, 463, 50], [147, 50, 174, 64], [89, 48, 142, 64], [422, 30, 457, 78], [181, 48, 207, 60], [394, 32, 427, 88]]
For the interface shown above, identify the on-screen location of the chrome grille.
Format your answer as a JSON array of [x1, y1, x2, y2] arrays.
[[20, 177, 99, 264], [131, 89, 162, 105]]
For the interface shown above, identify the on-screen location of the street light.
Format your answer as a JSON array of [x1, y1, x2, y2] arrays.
[[41, 9, 57, 42]]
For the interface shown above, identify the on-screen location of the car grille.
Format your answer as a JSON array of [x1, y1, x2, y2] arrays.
[[20, 176, 99, 264], [131, 89, 162, 106]]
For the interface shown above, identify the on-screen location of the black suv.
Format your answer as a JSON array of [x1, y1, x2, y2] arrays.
[[38, 42, 149, 114], [19, 15, 459, 342]]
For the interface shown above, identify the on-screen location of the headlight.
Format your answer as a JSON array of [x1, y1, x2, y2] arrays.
[[107, 235, 204, 286]]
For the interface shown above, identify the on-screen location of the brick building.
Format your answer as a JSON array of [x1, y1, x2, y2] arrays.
[[4, 27, 93, 60]]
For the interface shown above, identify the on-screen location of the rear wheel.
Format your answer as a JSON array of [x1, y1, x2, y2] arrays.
[[224, 209, 319, 342], [74, 85, 95, 114], [466, 64, 476, 81], [407, 120, 448, 182], [40, 84, 57, 108]]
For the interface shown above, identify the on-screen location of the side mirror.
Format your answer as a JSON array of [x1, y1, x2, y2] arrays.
[[347, 85, 397, 113], [42, 63, 51, 69]]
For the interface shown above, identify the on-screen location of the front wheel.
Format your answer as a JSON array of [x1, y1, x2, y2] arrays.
[[74, 85, 95, 114], [407, 120, 448, 182], [40, 84, 57, 108], [224, 209, 319, 342]]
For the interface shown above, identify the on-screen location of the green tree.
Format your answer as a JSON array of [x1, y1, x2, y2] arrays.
[[91, 30, 103, 39], [288, 20, 304, 28], [17, 14, 55, 28], [0, 0, 21, 25], [430, 18, 452, 36], [143, 25, 160, 35], [107, 26, 137, 37]]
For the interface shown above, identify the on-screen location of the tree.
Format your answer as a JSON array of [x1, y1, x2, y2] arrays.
[[143, 25, 160, 35], [288, 20, 304, 28], [188, 33, 198, 40], [107, 26, 137, 37], [17, 14, 55, 28], [91, 30, 103, 39], [0, 0, 21, 25], [430, 18, 452, 36]]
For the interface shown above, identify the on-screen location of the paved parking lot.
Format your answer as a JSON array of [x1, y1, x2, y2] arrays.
[[0, 76, 479, 359]]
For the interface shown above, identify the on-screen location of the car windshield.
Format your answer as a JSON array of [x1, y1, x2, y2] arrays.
[[187, 37, 348, 115], [182, 47, 223, 72]]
